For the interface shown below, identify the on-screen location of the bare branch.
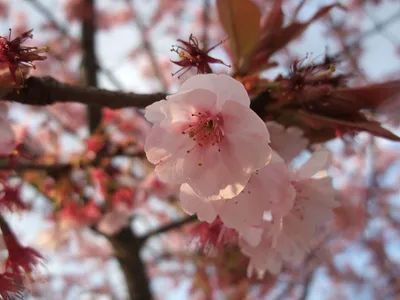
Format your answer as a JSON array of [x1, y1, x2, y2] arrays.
[[4, 76, 166, 109], [299, 270, 316, 300], [108, 227, 153, 300], [139, 215, 197, 244], [0, 162, 70, 173], [81, 0, 101, 133]]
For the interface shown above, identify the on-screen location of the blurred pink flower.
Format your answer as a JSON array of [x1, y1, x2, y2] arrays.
[[97, 204, 132, 236], [145, 74, 271, 200], [188, 217, 238, 251], [180, 152, 295, 242]]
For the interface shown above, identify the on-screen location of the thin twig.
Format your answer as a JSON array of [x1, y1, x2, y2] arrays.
[[202, 0, 210, 49], [138, 215, 197, 244], [125, 0, 168, 92], [81, 0, 101, 133], [24, 0, 125, 90]]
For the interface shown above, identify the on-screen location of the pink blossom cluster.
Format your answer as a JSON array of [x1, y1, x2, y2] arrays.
[[144, 74, 339, 277]]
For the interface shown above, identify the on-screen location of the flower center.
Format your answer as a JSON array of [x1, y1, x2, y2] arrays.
[[182, 111, 224, 149]]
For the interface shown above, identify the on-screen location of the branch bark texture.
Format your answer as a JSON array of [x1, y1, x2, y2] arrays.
[[108, 228, 153, 300], [4, 76, 166, 109]]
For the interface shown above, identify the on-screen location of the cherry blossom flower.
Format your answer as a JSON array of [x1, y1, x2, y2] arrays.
[[180, 152, 295, 246], [241, 150, 339, 277], [145, 74, 272, 200]]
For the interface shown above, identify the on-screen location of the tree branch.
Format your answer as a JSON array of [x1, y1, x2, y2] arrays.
[[4, 76, 166, 109], [82, 0, 101, 133], [139, 215, 197, 244], [299, 270, 315, 300], [0, 162, 70, 172], [108, 227, 153, 300]]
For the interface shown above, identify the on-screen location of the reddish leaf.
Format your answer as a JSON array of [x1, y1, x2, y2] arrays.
[[217, 0, 261, 67], [297, 110, 400, 141], [272, 3, 346, 55], [331, 80, 400, 110], [248, 3, 344, 73], [260, 0, 284, 34]]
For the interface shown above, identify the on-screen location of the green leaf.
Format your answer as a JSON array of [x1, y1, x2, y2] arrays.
[[217, 0, 261, 67]]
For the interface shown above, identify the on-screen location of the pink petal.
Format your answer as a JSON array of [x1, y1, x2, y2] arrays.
[[257, 159, 295, 217], [163, 89, 218, 127], [240, 226, 263, 247], [145, 125, 193, 164], [155, 153, 190, 184], [179, 184, 217, 223], [185, 145, 251, 200], [266, 121, 308, 162], [275, 215, 310, 262], [145, 100, 168, 124], [180, 74, 250, 108], [0, 117, 16, 154], [213, 174, 270, 230], [241, 237, 283, 277], [296, 150, 331, 179], [299, 177, 338, 209], [222, 100, 271, 172]]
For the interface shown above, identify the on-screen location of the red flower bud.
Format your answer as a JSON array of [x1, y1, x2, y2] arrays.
[[0, 29, 48, 87], [170, 34, 230, 78]]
